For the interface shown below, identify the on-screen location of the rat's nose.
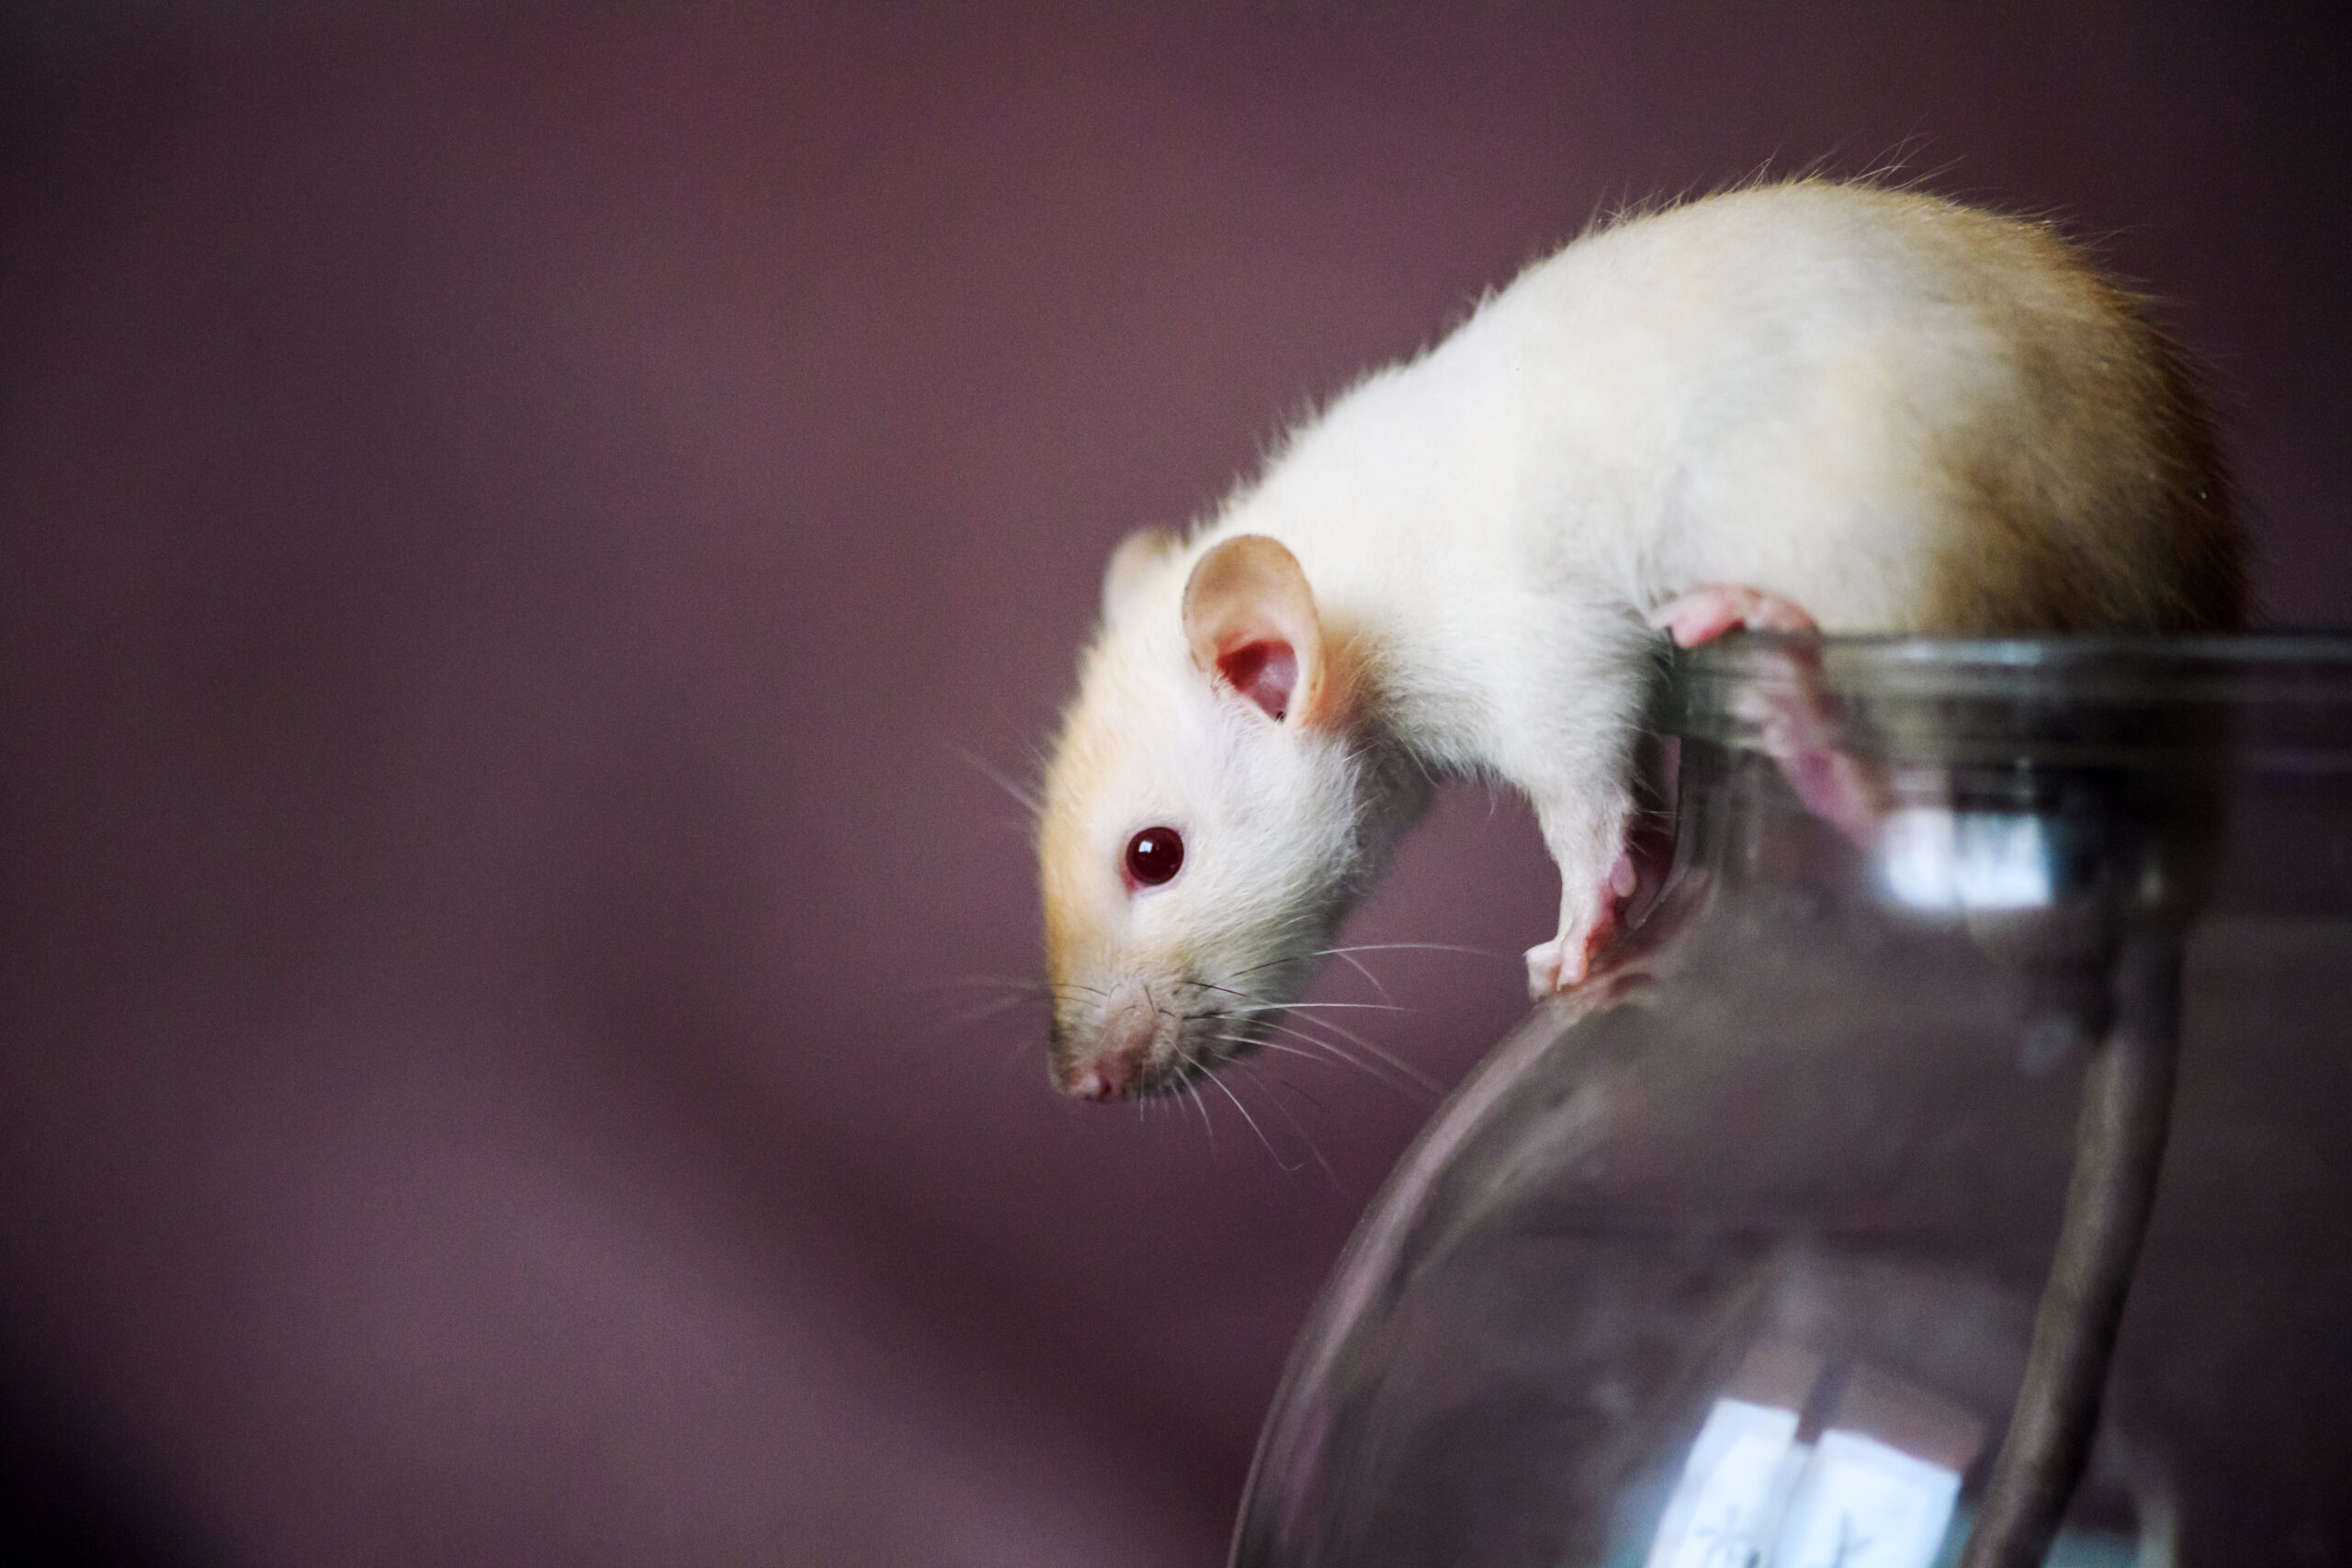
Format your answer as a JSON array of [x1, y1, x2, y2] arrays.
[[1063, 1062, 1124, 1100], [1061, 1045, 1138, 1100], [1059, 999, 1158, 1100]]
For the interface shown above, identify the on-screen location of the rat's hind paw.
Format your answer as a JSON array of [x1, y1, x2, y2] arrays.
[[1649, 584, 1883, 844], [1647, 585, 1822, 646]]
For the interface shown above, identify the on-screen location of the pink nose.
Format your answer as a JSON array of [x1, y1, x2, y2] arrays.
[[1065, 1063, 1125, 1100], [1062, 1004, 1157, 1100]]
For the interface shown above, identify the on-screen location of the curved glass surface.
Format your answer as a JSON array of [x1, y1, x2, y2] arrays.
[[1234, 637, 2352, 1568]]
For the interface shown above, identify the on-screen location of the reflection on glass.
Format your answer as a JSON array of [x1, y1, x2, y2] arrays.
[[1645, 1349, 1978, 1568], [1646, 1346, 1811, 1568], [1878, 810, 2055, 912], [1645, 1397, 1802, 1568], [1777, 1427, 1960, 1568]]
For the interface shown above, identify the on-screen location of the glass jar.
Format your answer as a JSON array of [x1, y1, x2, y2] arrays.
[[1233, 636, 2352, 1568]]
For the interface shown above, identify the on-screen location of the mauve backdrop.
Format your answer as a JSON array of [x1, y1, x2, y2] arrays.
[[2, 5, 2346, 1564]]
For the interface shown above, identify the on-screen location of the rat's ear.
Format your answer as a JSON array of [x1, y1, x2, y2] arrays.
[[1101, 527, 1181, 628], [1182, 535, 1334, 728]]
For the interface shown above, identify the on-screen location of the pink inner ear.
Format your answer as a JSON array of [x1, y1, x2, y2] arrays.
[[1218, 639, 1297, 722]]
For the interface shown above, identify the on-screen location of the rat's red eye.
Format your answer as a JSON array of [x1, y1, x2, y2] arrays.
[[1124, 827, 1184, 888]]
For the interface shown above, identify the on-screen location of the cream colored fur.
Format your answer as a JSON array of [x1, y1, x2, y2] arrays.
[[1040, 179, 2241, 1098]]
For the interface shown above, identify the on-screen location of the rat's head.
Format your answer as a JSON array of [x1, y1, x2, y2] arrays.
[[1038, 530, 1418, 1100]]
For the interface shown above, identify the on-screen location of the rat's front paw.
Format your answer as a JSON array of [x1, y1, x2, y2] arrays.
[[1524, 935, 1577, 998], [1523, 918, 1612, 999], [1526, 851, 1640, 998]]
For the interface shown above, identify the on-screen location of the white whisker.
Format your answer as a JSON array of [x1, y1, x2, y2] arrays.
[[1235, 1060, 1339, 1190], [1201, 1066, 1297, 1174], [1328, 947, 1394, 1006], [1314, 942, 1516, 964], [1182, 1068, 1217, 1149], [1221, 1000, 1414, 1016], [924, 992, 1048, 1034], [1258, 1018, 1439, 1099], [1214, 1026, 1431, 1104], [947, 740, 1042, 816]]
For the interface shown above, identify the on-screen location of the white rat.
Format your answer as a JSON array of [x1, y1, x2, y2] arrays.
[[1037, 179, 2244, 1100]]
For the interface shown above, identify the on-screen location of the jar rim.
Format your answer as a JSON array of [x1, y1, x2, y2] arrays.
[[1666, 632, 2352, 769], [1680, 630, 2352, 690]]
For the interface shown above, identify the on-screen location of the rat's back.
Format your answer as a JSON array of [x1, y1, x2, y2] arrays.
[[1273, 179, 2245, 638], [1532, 182, 2240, 632]]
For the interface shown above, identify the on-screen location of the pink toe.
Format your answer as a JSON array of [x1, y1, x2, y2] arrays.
[[1608, 851, 1638, 900], [1651, 586, 1821, 647]]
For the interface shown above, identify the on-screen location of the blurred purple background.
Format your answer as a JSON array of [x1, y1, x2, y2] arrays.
[[2, 5, 2346, 1563]]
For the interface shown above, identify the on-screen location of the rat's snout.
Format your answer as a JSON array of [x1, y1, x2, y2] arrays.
[[1051, 990, 1161, 1101]]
